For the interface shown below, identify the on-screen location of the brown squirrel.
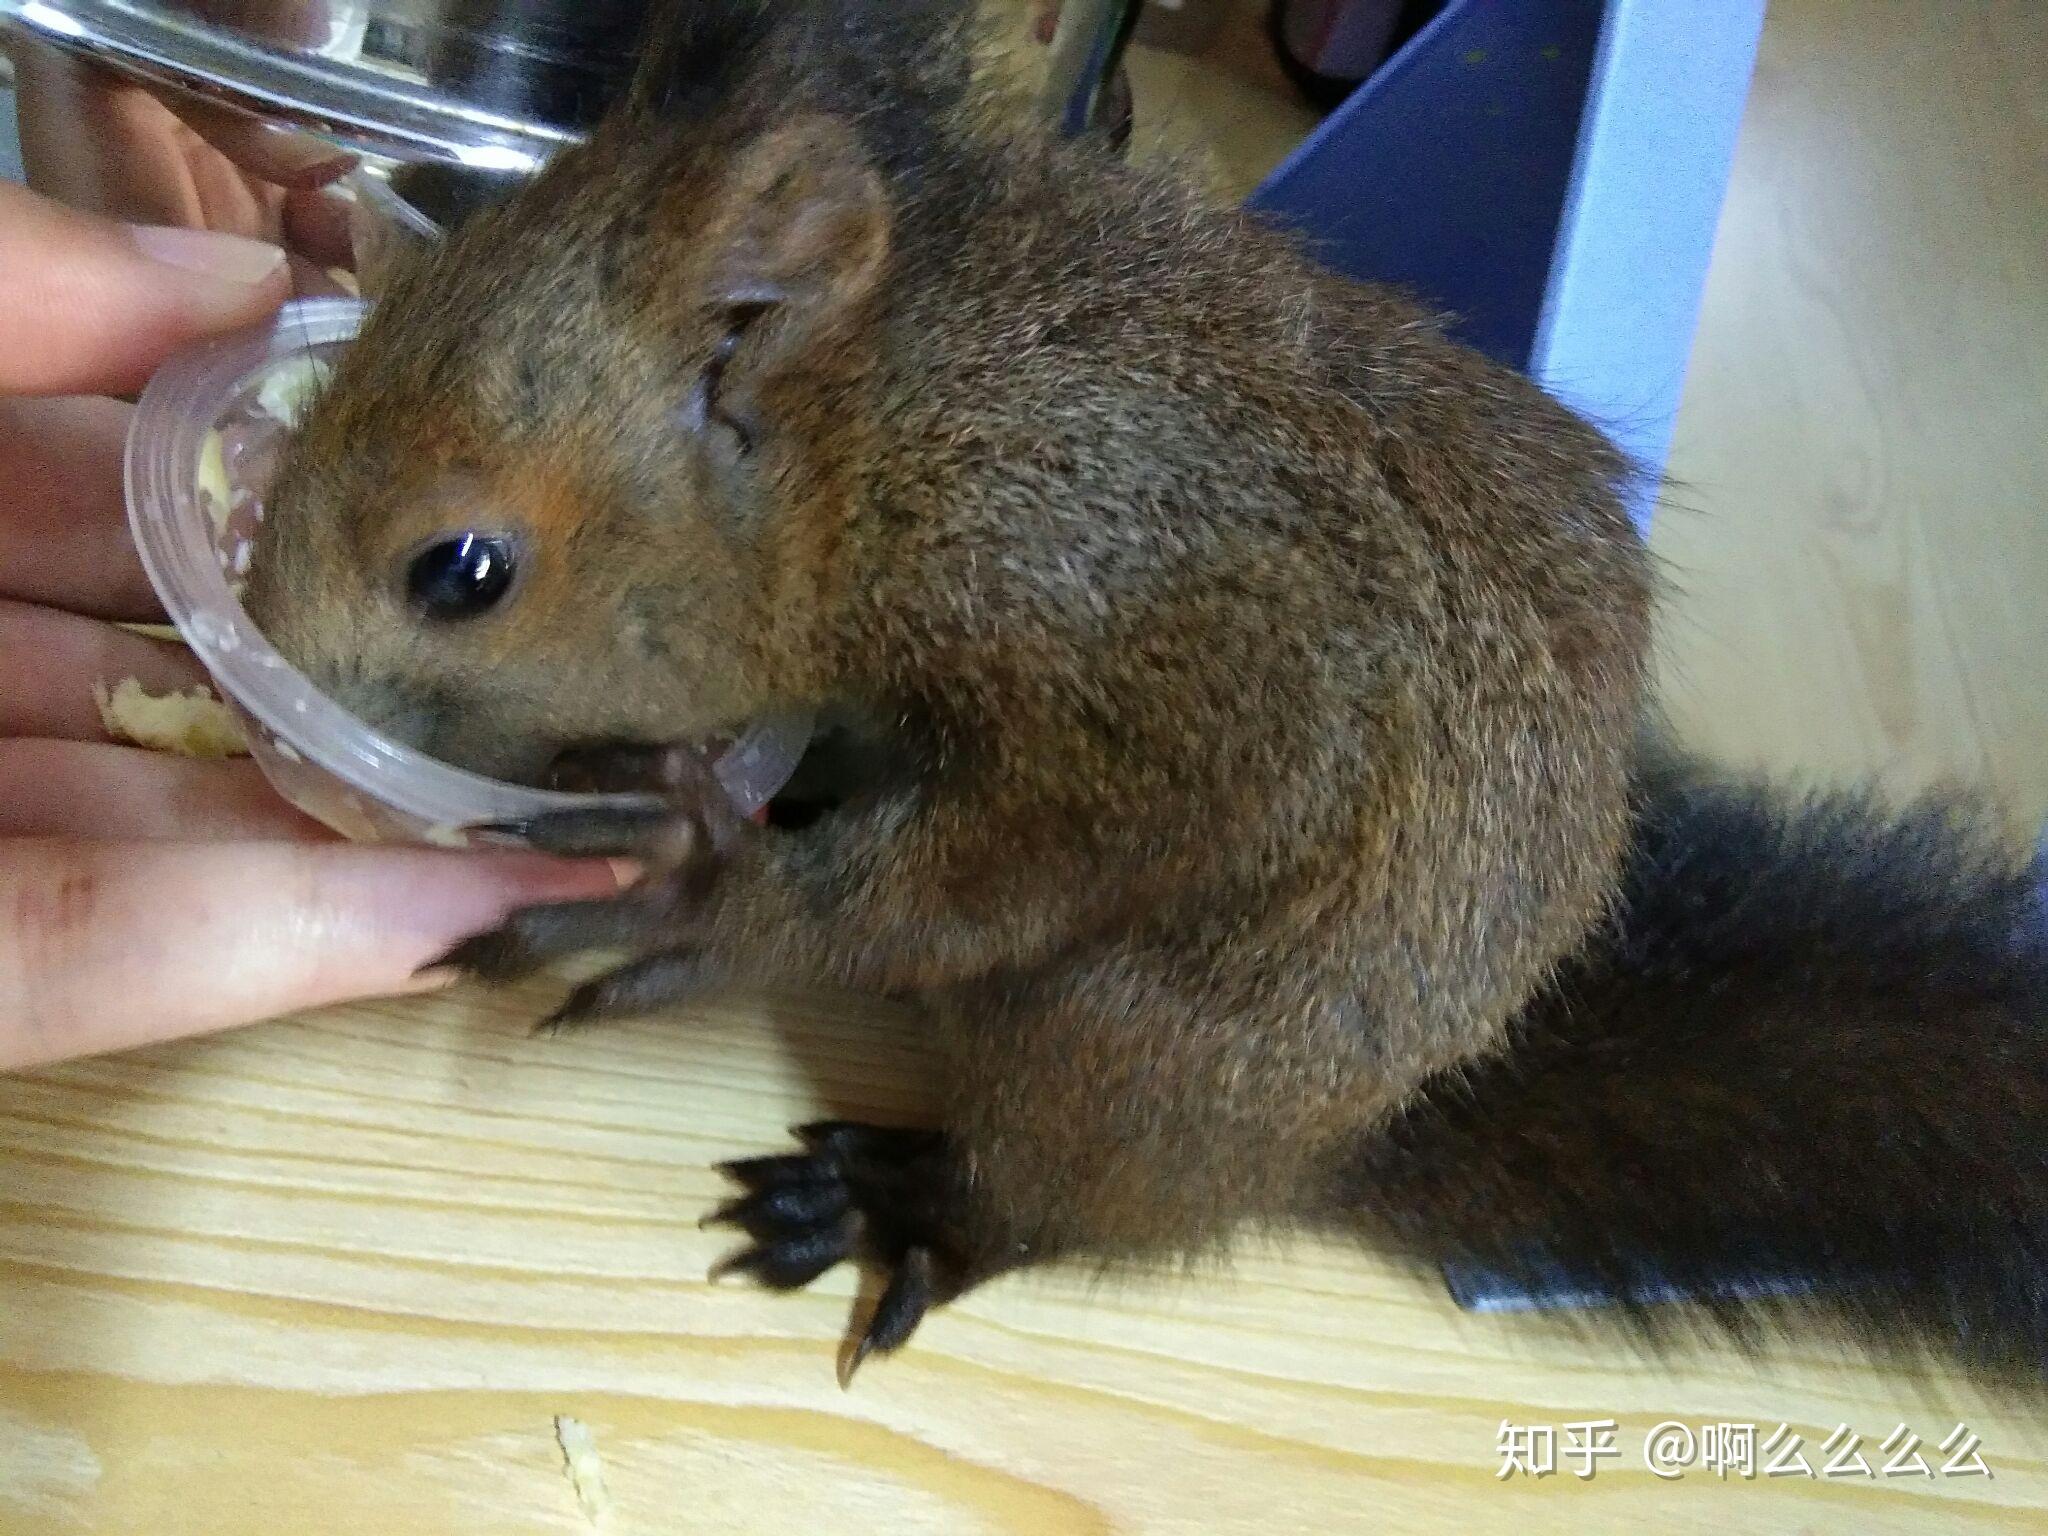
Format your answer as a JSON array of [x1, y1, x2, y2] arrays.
[[244, 0, 2048, 1386]]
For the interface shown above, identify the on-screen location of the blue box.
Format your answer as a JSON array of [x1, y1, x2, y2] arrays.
[[1249, 0, 1767, 525]]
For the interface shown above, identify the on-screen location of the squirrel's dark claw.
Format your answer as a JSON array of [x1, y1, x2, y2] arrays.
[[708, 1224, 849, 1291], [532, 950, 724, 1033], [465, 804, 675, 860], [840, 1247, 941, 1387], [714, 1152, 834, 1191], [421, 897, 671, 986], [421, 750, 742, 1033], [703, 1175, 853, 1239], [705, 1124, 975, 1380], [418, 924, 544, 983], [707, 1149, 858, 1287]]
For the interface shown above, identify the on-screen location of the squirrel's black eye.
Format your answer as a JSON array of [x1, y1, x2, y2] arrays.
[[404, 533, 519, 621]]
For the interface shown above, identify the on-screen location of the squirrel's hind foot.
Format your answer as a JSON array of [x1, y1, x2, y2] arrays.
[[705, 1121, 988, 1382]]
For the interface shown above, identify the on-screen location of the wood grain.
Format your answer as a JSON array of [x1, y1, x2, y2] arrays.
[[3, 2, 2046, 1532], [4, 985, 2044, 1535], [1654, 0, 2048, 836]]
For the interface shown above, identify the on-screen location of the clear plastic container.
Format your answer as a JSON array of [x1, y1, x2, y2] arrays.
[[345, 165, 443, 295], [125, 297, 811, 848]]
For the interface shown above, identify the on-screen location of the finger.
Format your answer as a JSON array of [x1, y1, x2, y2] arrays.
[[9, 38, 209, 229], [287, 256, 361, 301], [0, 741, 318, 842], [178, 104, 357, 193], [0, 839, 634, 1069], [0, 599, 212, 741], [0, 181, 289, 397], [12, 39, 355, 250], [283, 188, 360, 272], [0, 396, 162, 620], [180, 116, 289, 238]]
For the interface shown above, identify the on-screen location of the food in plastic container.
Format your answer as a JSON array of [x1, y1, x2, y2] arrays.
[[125, 297, 810, 849], [94, 678, 249, 759]]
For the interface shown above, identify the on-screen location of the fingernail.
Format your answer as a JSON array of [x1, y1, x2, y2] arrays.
[[252, 124, 358, 180], [403, 966, 462, 994], [130, 225, 288, 285], [608, 858, 645, 890]]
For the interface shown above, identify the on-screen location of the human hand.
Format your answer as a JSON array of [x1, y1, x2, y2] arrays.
[[0, 180, 626, 1070], [4, 30, 357, 272]]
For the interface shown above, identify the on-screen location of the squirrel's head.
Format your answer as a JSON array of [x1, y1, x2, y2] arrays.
[[244, 113, 890, 784]]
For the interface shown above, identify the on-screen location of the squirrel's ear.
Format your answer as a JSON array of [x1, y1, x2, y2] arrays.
[[697, 115, 891, 324]]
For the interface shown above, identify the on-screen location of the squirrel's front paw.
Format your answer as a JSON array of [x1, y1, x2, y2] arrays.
[[429, 742, 753, 1017], [479, 739, 752, 871], [706, 1122, 984, 1383], [422, 893, 727, 1030]]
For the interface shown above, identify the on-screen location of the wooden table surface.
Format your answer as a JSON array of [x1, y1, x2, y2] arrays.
[[4, 980, 2044, 1535], [3, 2, 2045, 1532]]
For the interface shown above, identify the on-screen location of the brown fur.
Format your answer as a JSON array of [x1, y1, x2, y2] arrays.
[[244, 6, 2048, 1387], [241, 0, 1792, 1362], [1353, 755, 2048, 1382]]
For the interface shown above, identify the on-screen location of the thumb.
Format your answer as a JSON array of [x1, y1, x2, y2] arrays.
[[0, 839, 632, 1070], [0, 181, 290, 398]]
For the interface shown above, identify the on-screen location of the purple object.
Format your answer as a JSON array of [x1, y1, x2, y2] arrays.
[[1248, 0, 1766, 526]]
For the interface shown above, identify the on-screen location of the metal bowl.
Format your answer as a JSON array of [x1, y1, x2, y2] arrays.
[[5, 0, 1138, 283], [1, 0, 643, 172], [2, 0, 1139, 174]]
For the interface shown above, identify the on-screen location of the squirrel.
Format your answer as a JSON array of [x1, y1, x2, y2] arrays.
[[243, 0, 2048, 1387]]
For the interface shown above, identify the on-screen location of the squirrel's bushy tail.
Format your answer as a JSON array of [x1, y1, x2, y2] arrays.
[[1348, 758, 2048, 1379]]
